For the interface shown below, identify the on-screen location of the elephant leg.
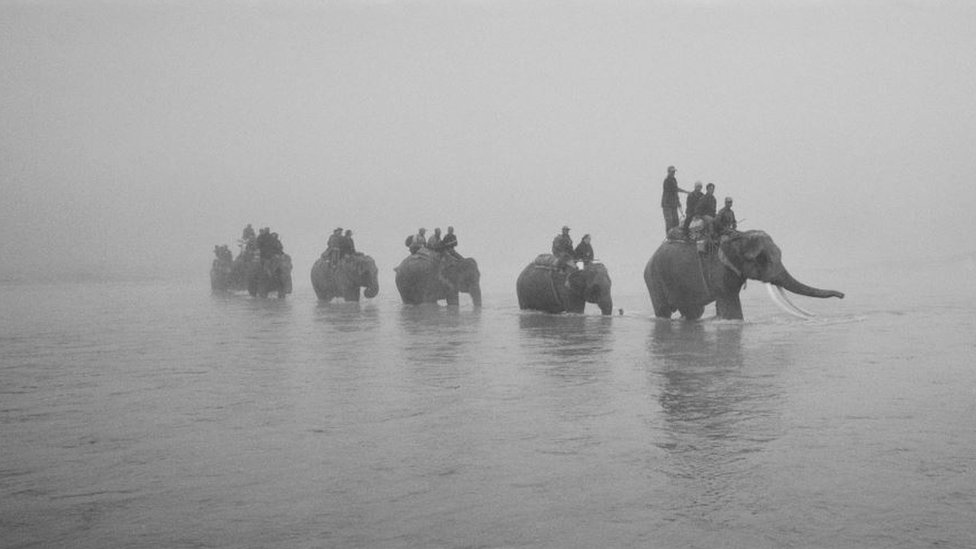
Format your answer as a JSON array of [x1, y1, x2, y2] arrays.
[[653, 303, 674, 319], [678, 304, 705, 320], [715, 295, 743, 320]]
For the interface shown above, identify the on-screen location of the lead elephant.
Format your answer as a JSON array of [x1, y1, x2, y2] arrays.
[[645, 230, 844, 320], [516, 255, 613, 315], [394, 249, 482, 307], [310, 254, 379, 302], [247, 253, 293, 298]]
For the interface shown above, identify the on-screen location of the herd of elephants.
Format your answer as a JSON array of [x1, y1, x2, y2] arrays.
[[210, 228, 845, 320]]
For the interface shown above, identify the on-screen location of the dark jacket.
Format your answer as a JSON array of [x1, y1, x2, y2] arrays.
[[695, 194, 717, 218], [716, 206, 737, 233], [686, 190, 703, 217], [552, 234, 574, 257], [661, 175, 680, 208], [573, 241, 594, 264]]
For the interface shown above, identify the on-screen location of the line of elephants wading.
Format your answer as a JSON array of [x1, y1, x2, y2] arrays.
[[212, 227, 846, 319], [644, 229, 844, 320]]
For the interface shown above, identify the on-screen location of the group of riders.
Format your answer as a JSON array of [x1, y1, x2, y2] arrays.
[[213, 224, 286, 265], [405, 226, 463, 259], [321, 227, 360, 266], [215, 166, 737, 284], [660, 165, 738, 251], [550, 226, 595, 270]]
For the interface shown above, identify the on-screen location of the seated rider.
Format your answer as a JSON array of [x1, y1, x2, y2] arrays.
[[408, 228, 427, 255], [689, 183, 717, 240], [440, 226, 462, 259], [270, 233, 284, 256], [256, 227, 271, 260], [427, 228, 442, 252], [339, 229, 356, 259], [715, 197, 738, 236], [552, 226, 574, 267], [325, 228, 343, 264], [573, 234, 594, 266]]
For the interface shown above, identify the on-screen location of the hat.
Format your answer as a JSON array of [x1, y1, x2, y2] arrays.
[[725, 196, 733, 202], [667, 165, 676, 172], [562, 225, 570, 230], [694, 180, 702, 188]]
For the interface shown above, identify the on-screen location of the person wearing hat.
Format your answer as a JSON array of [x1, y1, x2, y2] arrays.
[[715, 196, 738, 235], [552, 225, 574, 257], [324, 227, 343, 265], [339, 229, 356, 259], [552, 225, 575, 273], [661, 165, 690, 235]]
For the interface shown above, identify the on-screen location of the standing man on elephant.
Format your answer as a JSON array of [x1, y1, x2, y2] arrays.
[[660, 165, 689, 235]]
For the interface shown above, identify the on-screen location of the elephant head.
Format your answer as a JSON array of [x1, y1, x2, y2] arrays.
[[270, 254, 293, 297], [354, 255, 379, 298], [442, 257, 482, 307], [567, 262, 613, 315], [718, 231, 843, 317], [251, 254, 292, 298]]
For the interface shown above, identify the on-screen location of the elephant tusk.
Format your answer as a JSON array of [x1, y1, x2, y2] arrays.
[[775, 284, 816, 317], [765, 283, 813, 319]]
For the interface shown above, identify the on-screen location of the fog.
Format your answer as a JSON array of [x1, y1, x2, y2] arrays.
[[3, 1, 975, 295]]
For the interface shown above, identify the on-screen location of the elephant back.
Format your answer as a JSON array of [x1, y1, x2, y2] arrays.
[[530, 254, 563, 270]]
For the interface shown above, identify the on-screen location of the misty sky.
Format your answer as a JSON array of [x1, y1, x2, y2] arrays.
[[2, 1, 975, 294]]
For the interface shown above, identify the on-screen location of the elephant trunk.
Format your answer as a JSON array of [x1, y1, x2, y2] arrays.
[[468, 285, 482, 308], [598, 296, 613, 316], [364, 269, 379, 298], [771, 270, 844, 299]]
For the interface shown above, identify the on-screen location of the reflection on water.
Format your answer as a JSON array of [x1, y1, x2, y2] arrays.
[[647, 320, 787, 523], [4, 280, 975, 548], [313, 300, 380, 333], [396, 305, 483, 372]]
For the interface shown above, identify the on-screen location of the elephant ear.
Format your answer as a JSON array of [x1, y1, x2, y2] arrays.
[[566, 269, 588, 292]]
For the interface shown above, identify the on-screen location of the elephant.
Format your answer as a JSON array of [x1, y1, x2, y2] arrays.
[[394, 249, 482, 307], [310, 254, 379, 302], [247, 253, 293, 298], [211, 249, 255, 293], [516, 254, 614, 315], [644, 230, 844, 320], [210, 256, 234, 292]]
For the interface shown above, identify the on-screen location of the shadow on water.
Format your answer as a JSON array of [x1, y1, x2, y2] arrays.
[[313, 300, 380, 334], [395, 305, 482, 369], [647, 319, 786, 520]]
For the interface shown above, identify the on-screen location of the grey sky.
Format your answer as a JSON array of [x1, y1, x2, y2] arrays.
[[2, 1, 975, 294]]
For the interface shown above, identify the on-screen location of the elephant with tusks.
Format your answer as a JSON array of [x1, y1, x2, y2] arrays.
[[645, 230, 844, 320], [516, 255, 613, 315]]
